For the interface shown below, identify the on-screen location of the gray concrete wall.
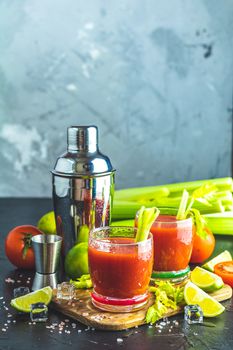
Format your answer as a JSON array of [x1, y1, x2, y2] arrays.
[[0, 0, 232, 197]]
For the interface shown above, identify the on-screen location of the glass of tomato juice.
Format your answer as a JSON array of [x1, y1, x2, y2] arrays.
[[88, 226, 153, 312], [150, 210, 194, 282]]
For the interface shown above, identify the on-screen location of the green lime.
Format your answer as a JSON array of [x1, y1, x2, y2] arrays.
[[190, 266, 223, 292], [202, 250, 232, 272], [10, 286, 53, 313], [37, 211, 56, 234], [65, 242, 89, 279], [184, 281, 225, 317], [76, 225, 89, 244]]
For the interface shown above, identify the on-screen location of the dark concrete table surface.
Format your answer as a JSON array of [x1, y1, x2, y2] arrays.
[[0, 198, 232, 350]]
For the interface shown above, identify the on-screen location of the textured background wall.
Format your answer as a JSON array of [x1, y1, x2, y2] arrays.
[[0, 0, 232, 197]]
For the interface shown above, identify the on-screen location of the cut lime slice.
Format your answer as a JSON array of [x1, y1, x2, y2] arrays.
[[190, 266, 223, 292], [10, 286, 53, 313], [202, 250, 232, 272], [184, 281, 225, 317]]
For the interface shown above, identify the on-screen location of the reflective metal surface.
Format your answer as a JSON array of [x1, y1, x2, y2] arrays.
[[52, 126, 115, 258], [31, 234, 62, 290]]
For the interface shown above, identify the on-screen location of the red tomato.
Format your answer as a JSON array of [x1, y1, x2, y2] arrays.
[[214, 261, 233, 287], [5, 225, 43, 269], [190, 227, 215, 263]]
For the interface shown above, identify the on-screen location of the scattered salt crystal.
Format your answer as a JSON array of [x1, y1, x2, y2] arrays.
[[2, 328, 6, 332], [5, 307, 9, 311], [82, 312, 89, 317], [50, 330, 53, 333], [7, 321, 10, 324], [28, 322, 32, 325], [158, 330, 161, 333], [13, 320, 16, 323], [117, 338, 123, 343], [91, 328, 95, 331], [17, 280, 21, 283], [169, 329, 171, 332], [71, 323, 76, 327], [67, 331, 71, 334], [26, 281, 30, 284], [59, 331, 62, 334], [0, 297, 3, 299], [78, 330, 82, 333]]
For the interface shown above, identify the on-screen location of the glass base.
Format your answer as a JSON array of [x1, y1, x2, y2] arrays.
[[151, 266, 190, 284], [91, 291, 149, 313]]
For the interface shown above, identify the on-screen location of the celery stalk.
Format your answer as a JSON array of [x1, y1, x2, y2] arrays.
[[176, 189, 189, 220], [135, 207, 160, 242]]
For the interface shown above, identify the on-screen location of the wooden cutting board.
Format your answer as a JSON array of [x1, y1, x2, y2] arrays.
[[51, 284, 232, 331]]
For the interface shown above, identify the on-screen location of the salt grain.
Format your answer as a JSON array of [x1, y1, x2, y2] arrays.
[[117, 338, 123, 343], [2, 328, 6, 332]]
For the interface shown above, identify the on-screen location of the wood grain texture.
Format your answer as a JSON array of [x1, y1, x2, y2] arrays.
[[51, 284, 232, 331]]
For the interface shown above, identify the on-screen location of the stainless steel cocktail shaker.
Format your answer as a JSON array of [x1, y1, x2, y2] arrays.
[[52, 126, 115, 259]]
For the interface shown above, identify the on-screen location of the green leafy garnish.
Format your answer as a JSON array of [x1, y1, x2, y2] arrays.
[[70, 274, 93, 289], [136, 206, 160, 242], [176, 183, 218, 235], [188, 208, 208, 239], [146, 281, 184, 324]]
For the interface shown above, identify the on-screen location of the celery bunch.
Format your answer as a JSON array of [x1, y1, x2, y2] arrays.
[[146, 281, 184, 324], [112, 177, 233, 220]]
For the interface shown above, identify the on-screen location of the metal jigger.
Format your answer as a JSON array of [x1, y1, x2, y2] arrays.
[[31, 234, 62, 291]]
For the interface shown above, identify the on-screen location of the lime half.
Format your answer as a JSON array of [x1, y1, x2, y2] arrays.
[[202, 250, 232, 272], [184, 281, 225, 317], [10, 286, 53, 313], [191, 266, 223, 292]]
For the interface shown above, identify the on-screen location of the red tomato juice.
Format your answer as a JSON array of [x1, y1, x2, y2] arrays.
[[150, 215, 194, 271], [88, 237, 153, 299]]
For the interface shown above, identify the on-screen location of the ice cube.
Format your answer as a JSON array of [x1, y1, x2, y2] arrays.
[[13, 287, 30, 298], [184, 304, 203, 324], [30, 303, 48, 322], [56, 282, 75, 300]]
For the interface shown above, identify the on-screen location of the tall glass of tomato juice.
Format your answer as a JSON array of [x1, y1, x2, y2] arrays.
[[150, 213, 194, 281], [88, 226, 153, 312]]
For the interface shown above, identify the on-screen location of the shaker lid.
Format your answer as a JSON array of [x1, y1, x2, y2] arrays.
[[52, 126, 115, 177], [68, 125, 98, 152]]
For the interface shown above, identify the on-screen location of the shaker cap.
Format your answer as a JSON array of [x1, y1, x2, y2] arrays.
[[68, 126, 97, 152], [52, 125, 115, 177]]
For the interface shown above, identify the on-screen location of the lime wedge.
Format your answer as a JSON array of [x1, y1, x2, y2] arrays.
[[184, 281, 225, 317], [190, 266, 223, 292], [10, 286, 53, 313], [202, 250, 232, 272]]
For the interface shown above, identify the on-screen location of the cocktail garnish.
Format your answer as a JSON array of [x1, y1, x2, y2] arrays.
[[146, 281, 184, 324], [135, 206, 160, 242], [70, 274, 93, 289], [176, 183, 217, 221]]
